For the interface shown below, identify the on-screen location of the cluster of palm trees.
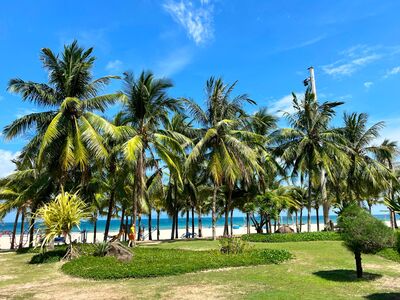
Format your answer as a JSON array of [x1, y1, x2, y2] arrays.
[[0, 41, 399, 249]]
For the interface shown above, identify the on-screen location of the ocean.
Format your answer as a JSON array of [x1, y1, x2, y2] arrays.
[[0, 214, 392, 235]]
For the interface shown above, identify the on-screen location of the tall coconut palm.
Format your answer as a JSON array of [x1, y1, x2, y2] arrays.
[[340, 113, 391, 206], [274, 90, 346, 232], [120, 71, 184, 233], [185, 77, 262, 240], [3, 41, 121, 187]]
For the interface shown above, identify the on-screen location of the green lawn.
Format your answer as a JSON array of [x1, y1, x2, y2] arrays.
[[0, 240, 399, 299]]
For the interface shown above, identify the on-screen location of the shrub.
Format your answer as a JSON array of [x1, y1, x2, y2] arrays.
[[219, 237, 250, 254], [62, 247, 292, 280], [377, 248, 400, 263], [29, 249, 66, 264], [93, 242, 110, 257], [338, 205, 395, 278], [242, 231, 341, 243]]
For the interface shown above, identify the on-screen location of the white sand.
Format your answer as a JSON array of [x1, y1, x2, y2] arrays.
[[1, 221, 392, 250]]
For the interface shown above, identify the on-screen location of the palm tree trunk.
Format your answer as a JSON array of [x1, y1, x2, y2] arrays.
[[28, 205, 36, 248], [18, 208, 25, 249], [11, 209, 20, 250], [198, 209, 203, 237], [295, 210, 298, 233], [315, 205, 320, 232], [171, 212, 175, 240], [148, 211, 152, 240], [93, 215, 97, 243], [299, 207, 303, 233], [119, 207, 125, 234], [223, 202, 229, 237], [191, 206, 195, 236], [230, 209, 233, 236], [320, 168, 329, 225], [390, 209, 395, 229], [212, 183, 218, 240], [125, 215, 129, 242], [246, 212, 250, 235], [393, 213, 398, 229], [175, 210, 178, 238], [186, 209, 189, 234], [157, 211, 160, 241], [368, 203, 372, 214], [137, 215, 141, 241], [104, 188, 115, 241], [133, 150, 145, 239], [307, 171, 312, 233]]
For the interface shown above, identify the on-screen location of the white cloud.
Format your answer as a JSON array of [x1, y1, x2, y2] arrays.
[[106, 59, 123, 73], [268, 93, 302, 116], [283, 35, 326, 51], [364, 81, 373, 89], [156, 48, 192, 77], [163, 0, 214, 45], [0, 150, 19, 178], [384, 66, 400, 78]]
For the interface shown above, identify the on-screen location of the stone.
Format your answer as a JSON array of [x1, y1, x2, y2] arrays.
[[106, 241, 134, 262]]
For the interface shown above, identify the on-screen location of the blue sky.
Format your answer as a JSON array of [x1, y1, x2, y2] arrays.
[[1, 0, 400, 220]]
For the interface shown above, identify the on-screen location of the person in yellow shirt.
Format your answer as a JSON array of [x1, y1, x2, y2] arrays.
[[128, 224, 135, 247]]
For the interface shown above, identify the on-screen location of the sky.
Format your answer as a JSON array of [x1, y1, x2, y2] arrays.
[[1, 0, 400, 221]]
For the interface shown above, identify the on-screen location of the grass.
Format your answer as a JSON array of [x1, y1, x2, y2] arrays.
[[61, 247, 292, 279], [0, 240, 399, 299], [242, 231, 342, 243]]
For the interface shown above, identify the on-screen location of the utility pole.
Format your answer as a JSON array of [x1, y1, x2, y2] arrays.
[[306, 67, 329, 228]]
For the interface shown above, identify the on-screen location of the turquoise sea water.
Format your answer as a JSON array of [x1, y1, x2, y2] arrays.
[[0, 214, 393, 235]]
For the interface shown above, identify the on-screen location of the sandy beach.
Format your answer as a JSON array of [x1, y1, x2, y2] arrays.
[[0, 223, 328, 249]]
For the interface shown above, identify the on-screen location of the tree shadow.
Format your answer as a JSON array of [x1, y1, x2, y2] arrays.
[[364, 293, 400, 300], [313, 269, 382, 282]]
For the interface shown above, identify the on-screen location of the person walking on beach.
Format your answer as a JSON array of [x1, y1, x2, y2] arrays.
[[128, 224, 135, 247]]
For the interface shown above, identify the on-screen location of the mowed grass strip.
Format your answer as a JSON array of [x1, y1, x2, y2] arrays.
[[61, 247, 292, 280]]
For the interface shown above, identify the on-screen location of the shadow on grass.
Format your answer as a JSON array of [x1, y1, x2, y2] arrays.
[[364, 293, 400, 300], [313, 269, 382, 282]]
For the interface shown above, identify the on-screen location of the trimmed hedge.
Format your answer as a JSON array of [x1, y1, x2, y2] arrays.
[[242, 232, 342, 243], [62, 247, 292, 280]]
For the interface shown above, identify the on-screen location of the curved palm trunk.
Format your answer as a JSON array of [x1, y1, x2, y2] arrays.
[[18, 209, 25, 249], [212, 183, 218, 240], [315, 205, 320, 231], [119, 207, 125, 240], [11, 209, 20, 250]]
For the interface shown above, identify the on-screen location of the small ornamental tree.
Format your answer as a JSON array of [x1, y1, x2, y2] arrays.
[[338, 205, 394, 278], [36, 190, 88, 259]]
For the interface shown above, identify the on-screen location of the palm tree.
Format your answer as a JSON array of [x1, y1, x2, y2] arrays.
[[340, 113, 392, 206], [120, 71, 183, 234], [376, 139, 399, 228], [185, 77, 261, 240], [3, 41, 121, 187], [274, 90, 346, 232]]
